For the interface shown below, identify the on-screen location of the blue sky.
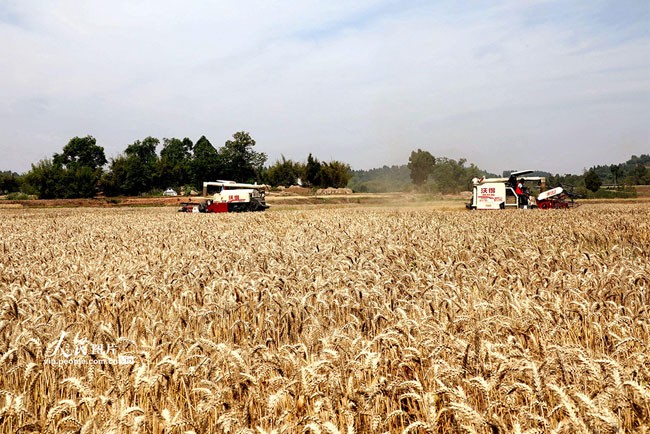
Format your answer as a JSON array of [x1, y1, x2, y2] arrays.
[[1, 0, 648, 175]]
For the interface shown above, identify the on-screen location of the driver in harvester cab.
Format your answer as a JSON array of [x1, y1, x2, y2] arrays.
[[516, 178, 529, 208]]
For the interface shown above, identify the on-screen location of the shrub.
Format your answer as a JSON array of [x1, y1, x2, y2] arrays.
[[6, 192, 30, 200]]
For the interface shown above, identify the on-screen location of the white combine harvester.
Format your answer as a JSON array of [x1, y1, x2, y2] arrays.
[[466, 170, 578, 210], [178, 180, 269, 213]]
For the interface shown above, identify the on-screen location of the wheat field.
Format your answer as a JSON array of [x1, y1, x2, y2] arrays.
[[0, 204, 648, 433]]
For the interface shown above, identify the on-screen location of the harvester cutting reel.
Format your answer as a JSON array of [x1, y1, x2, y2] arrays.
[[535, 185, 579, 209]]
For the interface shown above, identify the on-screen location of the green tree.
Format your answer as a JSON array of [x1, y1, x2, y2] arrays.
[[158, 137, 193, 188], [305, 153, 322, 187], [263, 156, 305, 187], [124, 137, 160, 194], [101, 137, 159, 196], [430, 157, 481, 194], [218, 131, 267, 183], [610, 164, 623, 185], [22, 159, 67, 199], [125, 137, 158, 163], [408, 149, 436, 186], [56, 135, 107, 197], [63, 166, 100, 198], [100, 157, 126, 196], [319, 161, 352, 188], [584, 169, 602, 192], [24, 136, 107, 198], [191, 135, 221, 186], [53, 135, 107, 171], [101, 155, 148, 196], [0, 171, 20, 194], [628, 163, 649, 185]]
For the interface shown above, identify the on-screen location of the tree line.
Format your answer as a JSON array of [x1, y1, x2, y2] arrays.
[[348, 151, 650, 196], [585, 154, 650, 187], [264, 154, 351, 190], [1, 135, 648, 198], [0, 132, 351, 198]]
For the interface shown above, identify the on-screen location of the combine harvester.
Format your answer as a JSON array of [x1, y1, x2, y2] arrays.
[[466, 170, 579, 210], [179, 181, 269, 213]]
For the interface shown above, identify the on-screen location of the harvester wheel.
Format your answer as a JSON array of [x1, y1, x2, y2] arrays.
[[540, 201, 550, 209]]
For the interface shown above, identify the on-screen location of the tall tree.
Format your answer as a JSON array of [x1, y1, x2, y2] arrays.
[[158, 137, 193, 188], [610, 164, 622, 185], [22, 159, 66, 199], [124, 137, 158, 163], [218, 131, 267, 183], [319, 161, 352, 188], [124, 137, 160, 194], [24, 135, 108, 198], [629, 163, 649, 185], [584, 169, 602, 192], [431, 157, 481, 194], [101, 154, 152, 196], [53, 135, 107, 171], [263, 156, 305, 187], [408, 149, 435, 185], [305, 153, 322, 187], [0, 171, 20, 194], [101, 137, 159, 196], [191, 135, 221, 186]]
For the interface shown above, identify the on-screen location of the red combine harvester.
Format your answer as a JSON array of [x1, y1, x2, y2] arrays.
[[179, 181, 269, 213]]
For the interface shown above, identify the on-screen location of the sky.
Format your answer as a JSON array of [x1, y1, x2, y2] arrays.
[[1, 0, 648, 175]]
